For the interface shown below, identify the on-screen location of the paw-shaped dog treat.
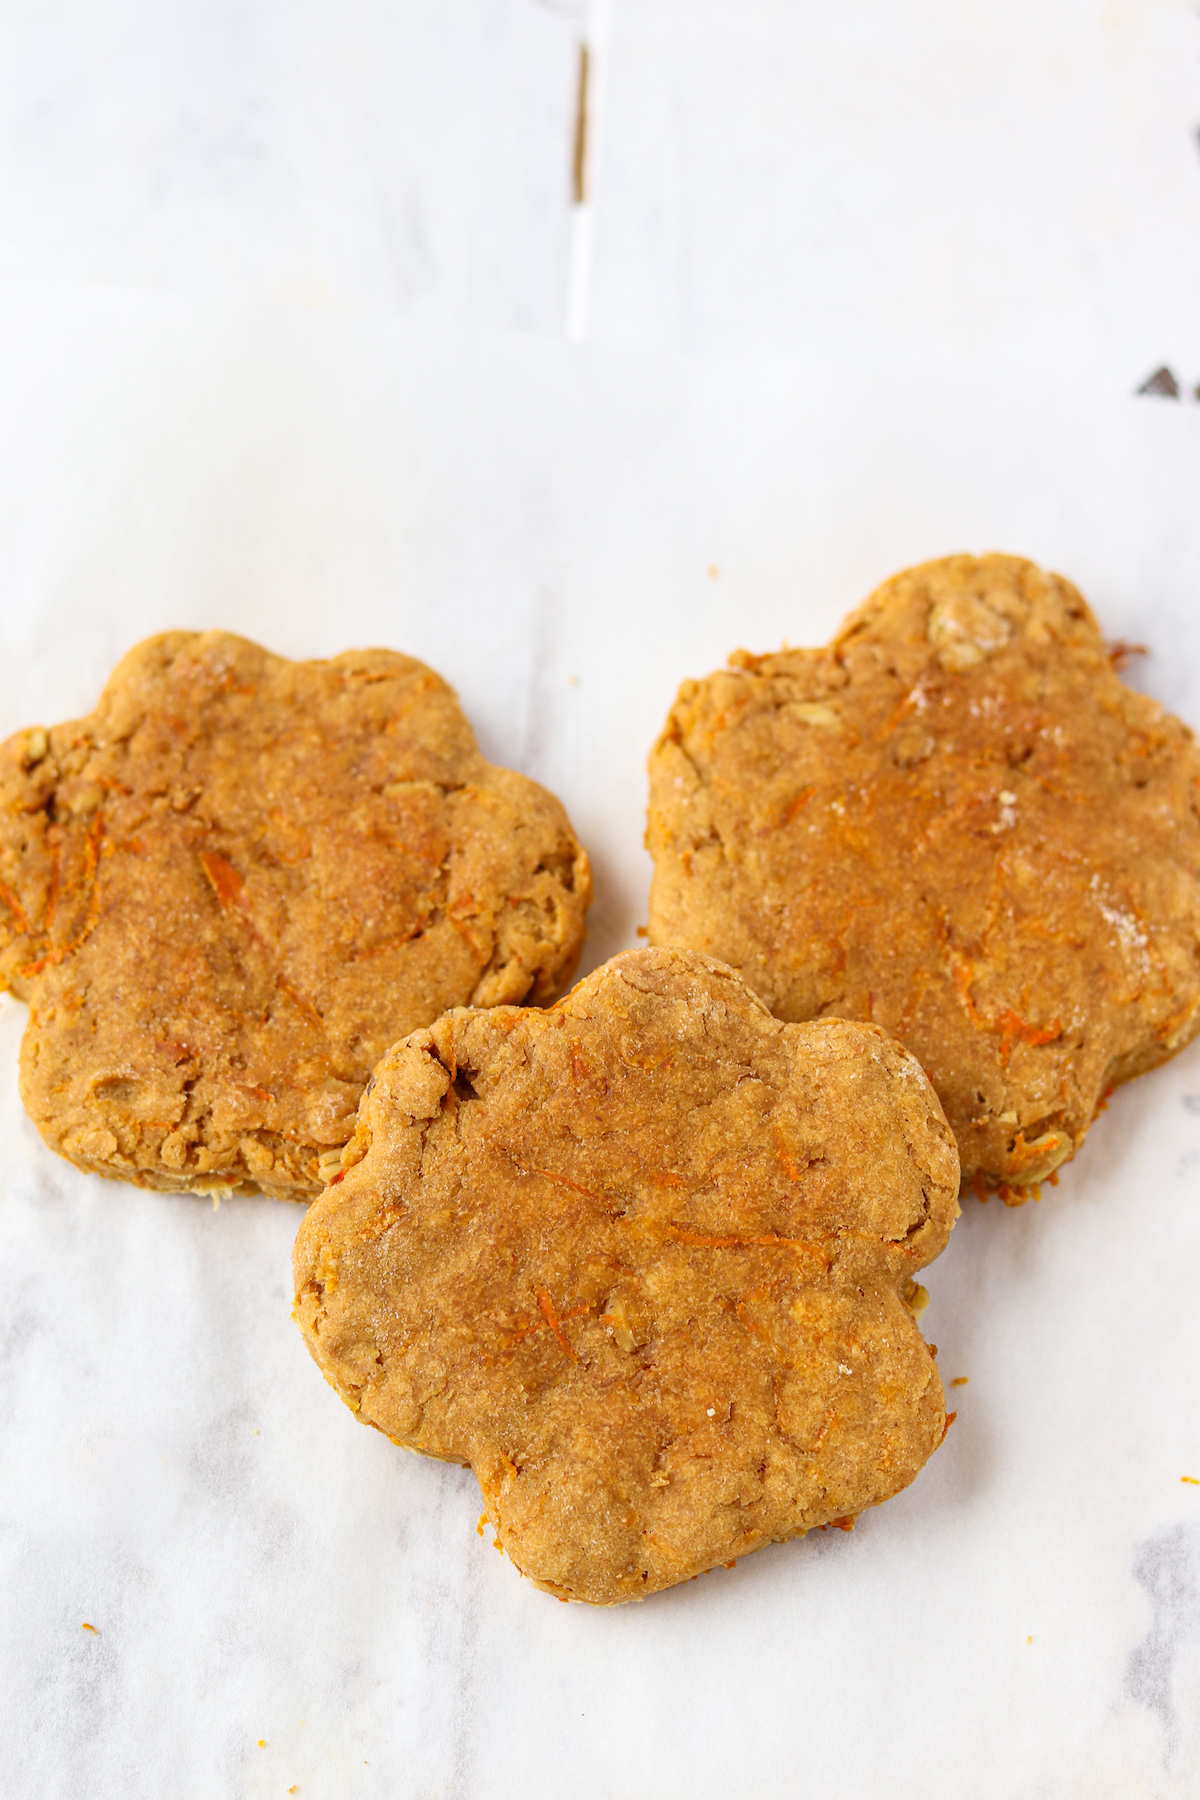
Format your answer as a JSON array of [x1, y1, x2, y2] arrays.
[[648, 555, 1200, 1193], [0, 632, 591, 1197], [294, 947, 958, 1603]]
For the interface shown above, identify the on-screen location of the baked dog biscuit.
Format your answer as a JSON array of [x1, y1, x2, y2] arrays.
[[647, 554, 1200, 1193], [294, 947, 958, 1604], [0, 632, 591, 1197]]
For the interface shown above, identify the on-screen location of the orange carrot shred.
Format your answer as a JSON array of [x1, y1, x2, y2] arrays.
[[274, 972, 324, 1030], [1009, 1129, 1060, 1170], [877, 690, 917, 739], [535, 1287, 579, 1362], [783, 786, 816, 826], [0, 879, 33, 936], [199, 850, 248, 912], [525, 1167, 602, 1201], [773, 1131, 803, 1182], [951, 954, 982, 1025], [996, 1007, 1062, 1069], [18, 816, 106, 976], [662, 1223, 829, 1264]]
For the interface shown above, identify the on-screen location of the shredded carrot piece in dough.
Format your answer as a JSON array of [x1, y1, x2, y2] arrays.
[[274, 972, 324, 1030], [782, 786, 816, 826], [0, 878, 34, 936], [770, 1130, 805, 1188], [877, 690, 918, 739], [504, 1297, 591, 1348], [809, 1408, 839, 1454], [18, 814, 106, 976], [1008, 1129, 1060, 1170], [525, 1167, 603, 1201], [996, 1008, 1062, 1069], [773, 1131, 804, 1182], [199, 850, 249, 912], [952, 953, 1061, 1067], [661, 1223, 830, 1265], [535, 1287, 580, 1362], [951, 953, 982, 1025]]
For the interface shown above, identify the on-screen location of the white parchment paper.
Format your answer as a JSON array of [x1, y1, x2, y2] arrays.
[[1, 287, 1199, 1799]]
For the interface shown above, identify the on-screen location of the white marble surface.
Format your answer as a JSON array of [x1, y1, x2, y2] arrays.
[[0, 0, 582, 332], [1, 6, 1199, 1797], [590, 0, 1200, 374], [3, 2, 1199, 374]]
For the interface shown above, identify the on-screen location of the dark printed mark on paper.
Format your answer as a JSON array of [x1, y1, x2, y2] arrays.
[[1134, 366, 1200, 402]]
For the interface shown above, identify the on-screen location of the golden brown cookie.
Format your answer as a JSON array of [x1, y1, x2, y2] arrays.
[[647, 554, 1200, 1194], [293, 946, 958, 1604], [0, 632, 591, 1197]]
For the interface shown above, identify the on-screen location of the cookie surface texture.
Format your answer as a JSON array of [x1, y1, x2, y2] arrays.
[[647, 554, 1200, 1190], [0, 632, 591, 1197], [293, 946, 958, 1604]]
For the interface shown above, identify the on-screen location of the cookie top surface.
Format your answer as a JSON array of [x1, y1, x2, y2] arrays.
[[293, 946, 959, 1604], [0, 632, 591, 1197], [647, 555, 1200, 1190]]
